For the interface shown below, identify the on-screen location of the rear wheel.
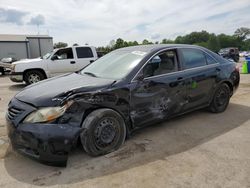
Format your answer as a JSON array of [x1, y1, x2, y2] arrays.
[[24, 70, 45, 85], [80, 109, 126, 156], [209, 83, 230, 113]]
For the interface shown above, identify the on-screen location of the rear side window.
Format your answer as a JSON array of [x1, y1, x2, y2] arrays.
[[181, 48, 206, 69], [76, 47, 94, 58]]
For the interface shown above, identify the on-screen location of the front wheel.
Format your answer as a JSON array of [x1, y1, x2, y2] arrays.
[[209, 83, 230, 113], [24, 70, 45, 85], [0, 67, 5, 75], [80, 109, 126, 156]]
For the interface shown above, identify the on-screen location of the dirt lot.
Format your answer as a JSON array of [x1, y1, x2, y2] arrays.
[[0, 74, 250, 187]]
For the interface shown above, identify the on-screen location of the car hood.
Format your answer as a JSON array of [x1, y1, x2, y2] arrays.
[[13, 58, 42, 65], [15, 73, 116, 107]]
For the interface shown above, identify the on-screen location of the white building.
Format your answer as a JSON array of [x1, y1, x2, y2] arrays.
[[0, 34, 53, 60]]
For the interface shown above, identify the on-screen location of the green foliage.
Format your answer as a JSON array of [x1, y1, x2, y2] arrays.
[[234, 27, 250, 40], [53, 42, 68, 49], [142, 39, 153, 45], [97, 27, 250, 54], [161, 39, 174, 44], [207, 34, 220, 52], [175, 30, 210, 44]]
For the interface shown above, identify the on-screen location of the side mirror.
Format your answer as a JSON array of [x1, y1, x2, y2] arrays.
[[51, 55, 58, 61]]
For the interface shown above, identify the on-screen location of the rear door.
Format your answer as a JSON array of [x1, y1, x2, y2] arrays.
[[74, 47, 96, 70], [179, 48, 219, 110], [130, 49, 188, 127], [48, 47, 77, 76]]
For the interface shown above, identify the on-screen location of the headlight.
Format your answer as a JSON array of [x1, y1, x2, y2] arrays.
[[10, 64, 16, 72], [23, 101, 73, 123]]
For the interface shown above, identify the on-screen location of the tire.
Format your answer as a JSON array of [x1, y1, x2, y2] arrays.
[[80, 108, 126, 156], [233, 56, 239, 62], [24, 70, 45, 85], [0, 67, 5, 75], [209, 83, 230, 113]]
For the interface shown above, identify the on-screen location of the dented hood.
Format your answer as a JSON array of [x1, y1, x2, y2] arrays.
[[15, 73, 115, 107]]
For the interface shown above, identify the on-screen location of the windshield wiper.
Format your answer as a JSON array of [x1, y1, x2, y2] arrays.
[[83, 72, 97, 77]]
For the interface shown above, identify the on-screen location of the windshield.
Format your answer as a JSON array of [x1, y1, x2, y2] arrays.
[[80, 50, 147, 80], [42, 52, 53, 59]]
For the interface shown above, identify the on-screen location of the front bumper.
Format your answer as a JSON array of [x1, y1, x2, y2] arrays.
[[9, 72, 23, 82], [6, 119, 84, 166], [6, 98, 84, 166]]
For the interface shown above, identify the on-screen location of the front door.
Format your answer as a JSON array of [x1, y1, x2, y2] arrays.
[[48, 47, 77, 77], [130, 49, 187, 127]]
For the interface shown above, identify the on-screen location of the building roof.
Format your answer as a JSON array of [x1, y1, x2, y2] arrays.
[[0, 34, 52, 42]]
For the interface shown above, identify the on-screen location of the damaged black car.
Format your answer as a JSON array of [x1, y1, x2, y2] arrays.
[[6, 44, 240, 166]]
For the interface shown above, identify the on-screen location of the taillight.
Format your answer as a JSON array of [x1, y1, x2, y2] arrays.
[[235, 65, 239, 72]]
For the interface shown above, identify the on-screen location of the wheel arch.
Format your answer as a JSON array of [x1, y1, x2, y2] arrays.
[[81, 107, 132, 137], [220, 80, 234, 96], [23, 68, 48, 79]]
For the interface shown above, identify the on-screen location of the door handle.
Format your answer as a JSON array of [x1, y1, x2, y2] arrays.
[[216, 68, 221, 75], [70, 61, 76, 64], [177, 77, 184, 81], [177, 77, 185, 86]]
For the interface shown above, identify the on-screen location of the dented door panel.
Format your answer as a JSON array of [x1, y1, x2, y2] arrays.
[[130, 72, 187, 127]]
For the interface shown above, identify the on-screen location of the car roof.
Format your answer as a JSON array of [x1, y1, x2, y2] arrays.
[[115, 44, 201, 53]]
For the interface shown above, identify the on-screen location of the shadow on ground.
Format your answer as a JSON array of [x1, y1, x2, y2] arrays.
[[4, 103, 250, 186], [8, 84, 26, 91]]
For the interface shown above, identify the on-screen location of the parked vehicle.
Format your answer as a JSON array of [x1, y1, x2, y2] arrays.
[[6, 44, 240, 166], [239, 51, 250, 57], [0, 57, 16, 75], [9, 46, 98, 84], [218, 47, 240, 62], [0, 66, 4, 75]]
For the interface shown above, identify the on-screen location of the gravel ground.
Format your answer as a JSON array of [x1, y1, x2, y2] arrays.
[[0, 74, 250, 188]]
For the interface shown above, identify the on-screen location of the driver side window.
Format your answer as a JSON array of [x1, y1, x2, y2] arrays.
[[143, 50, 178, 78], [53, 48, 73, 60]]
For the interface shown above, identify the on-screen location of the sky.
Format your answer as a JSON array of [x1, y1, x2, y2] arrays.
[[0, 0, 250, 46]]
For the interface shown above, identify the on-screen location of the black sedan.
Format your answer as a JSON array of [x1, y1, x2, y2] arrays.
[[6, 44, 240, 166]]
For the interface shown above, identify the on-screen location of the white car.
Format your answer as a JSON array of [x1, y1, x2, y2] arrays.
[[10, 46, 98, 84]]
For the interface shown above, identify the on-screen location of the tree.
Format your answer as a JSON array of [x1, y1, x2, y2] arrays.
[[175, 36, 184, 44], [132, 41, 139, 46], [142, 39, 153, 45], [54, 42, 68, 49], [161, 39, 174, 44], [217, 34, 240, 48], [114, 38, 125, 49], [234, 27, 250, 40], [176, 30, 210, 44], [207, 34, 220, 52], [73, 43, 79, 46], [96, 27, 250, 54]]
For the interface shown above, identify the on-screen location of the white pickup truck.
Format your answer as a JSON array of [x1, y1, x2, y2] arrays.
[[10, 46, 98, 84]]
